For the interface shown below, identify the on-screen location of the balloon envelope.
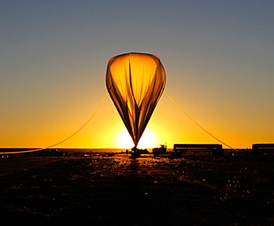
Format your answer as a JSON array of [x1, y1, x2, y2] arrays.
[[106, 52, 166, 148]]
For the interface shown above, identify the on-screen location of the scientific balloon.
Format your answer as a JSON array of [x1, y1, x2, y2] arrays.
[[106, 52, 166, 148]]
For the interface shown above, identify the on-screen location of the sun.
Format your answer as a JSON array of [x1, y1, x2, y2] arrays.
[[115, 128, 134, 148], [115, 127, 159, 149], [138, 128, 159, 149]]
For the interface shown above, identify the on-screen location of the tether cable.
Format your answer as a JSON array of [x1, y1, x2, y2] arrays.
[[165, 91, 238, 152], [2, 92, 108, 155]]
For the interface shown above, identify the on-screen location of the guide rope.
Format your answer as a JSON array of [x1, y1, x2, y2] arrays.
[[2, 92, 108, 155], [164, 91, 238, 152]]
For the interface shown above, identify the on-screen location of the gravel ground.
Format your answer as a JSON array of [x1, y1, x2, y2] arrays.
[[1, 154, 274, 225]]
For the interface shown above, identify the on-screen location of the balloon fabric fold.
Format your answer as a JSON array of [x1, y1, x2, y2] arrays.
[[106, 52, 166, 148]]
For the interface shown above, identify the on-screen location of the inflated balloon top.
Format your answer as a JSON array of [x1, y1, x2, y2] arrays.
[[106, 52, 166, 149]]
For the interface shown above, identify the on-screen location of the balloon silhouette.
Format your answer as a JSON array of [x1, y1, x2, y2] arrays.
[[106, 52, 166, 149]]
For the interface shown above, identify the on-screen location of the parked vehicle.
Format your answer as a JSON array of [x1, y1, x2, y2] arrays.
[[152, 145, 167, 156]]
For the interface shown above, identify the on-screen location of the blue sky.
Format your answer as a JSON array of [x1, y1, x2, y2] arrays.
[[1, 1, 273, 148]]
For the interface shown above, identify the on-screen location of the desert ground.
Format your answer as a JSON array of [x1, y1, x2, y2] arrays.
[[1, 152, 274, 225]]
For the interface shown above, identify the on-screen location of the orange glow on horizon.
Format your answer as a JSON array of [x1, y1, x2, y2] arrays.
[[1, 90, 272, 150]]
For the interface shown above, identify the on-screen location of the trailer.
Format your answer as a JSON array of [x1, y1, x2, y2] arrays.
[[173, 144, 223, 156], [252, 144, 274, 155]]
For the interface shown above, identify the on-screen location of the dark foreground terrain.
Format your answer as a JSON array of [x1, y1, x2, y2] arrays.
[[1, 154, 274, 225]]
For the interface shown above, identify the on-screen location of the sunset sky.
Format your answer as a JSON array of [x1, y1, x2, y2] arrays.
[[1, 1, 273, 149]]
